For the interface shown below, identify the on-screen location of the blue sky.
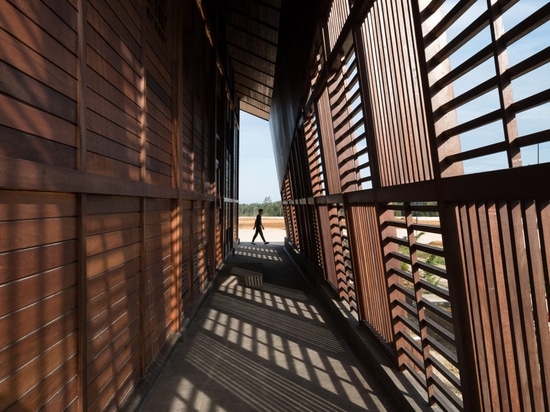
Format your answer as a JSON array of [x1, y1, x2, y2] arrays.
[[238, 111, 281, 204], [445, 0, 549, 172]]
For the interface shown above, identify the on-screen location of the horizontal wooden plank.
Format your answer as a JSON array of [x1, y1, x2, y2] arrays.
[[0, 28, 77, 99], [0, 2, 76, 76], [146, 138, 172, 165], [86, 242, 141, 278], [88, 288, 140, 338], [0, 263, 77, 316], [0, 287, 77, 348], [87, 69, 141, 122], [88, 268, 139, 313], [0, 191, 76, 221], [0, 126, 76, 169], [145, 323, 170, 356], [87, 332, 139, 391], [85, 109, 140, 151], [13, 356, 78, 412], [0, 332, 77, 407], [41, 0, 78, 31], [0, 149, 212, 203], [87, 257, 140, 300], [9, 0, 77, 52], [146, 169, 172, 187], [88, 0, 141, 70], [146, 155, 171, 176], [0, 94, 76, 147], [85, 212, 140, 236], [87, 347, 140, 411], [87, 314, 140, 362], [87, 227, 141, 256], [146, 151, 172, 182], [145, 198, 172, 212], [0, 312, 77, 381], [146, 121, 172, 153], [145, 251, 172, 274], [91, 0, 141, 52], [86, 131, 140, 166], [104, 0, 141, 42], [87, 195, 141, 215], [145, 214, 171, 230], [87, 89, 141, 136], [442, 163, 550, 201], [89, 336, 139, 398], [0, 57, 76, 122], [0, 217, 76, 253], [146, 90, 172, 130], [87, 151, 142, 181], [145, 232, 171, 252], [0, 240, 77, 285], [145, 11, 171, 61], [145, 67, 172, 111]]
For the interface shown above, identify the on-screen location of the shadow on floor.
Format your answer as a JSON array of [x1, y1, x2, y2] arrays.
[[137, 243, 401, 411]]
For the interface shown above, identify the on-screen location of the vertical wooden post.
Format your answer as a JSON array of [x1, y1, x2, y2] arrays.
[[170, 0, 184, 331], [77, 0, 87, 174], [139, 197, 147, 377], [138, 1, 148, 377], [76, 0, 88, 409], [77, 193, 88, 412]]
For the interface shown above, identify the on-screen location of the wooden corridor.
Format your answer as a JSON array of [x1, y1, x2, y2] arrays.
[[134, 243, 410, 412]]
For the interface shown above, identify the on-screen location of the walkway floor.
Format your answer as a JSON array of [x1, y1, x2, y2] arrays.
[[138, 242, 402, 411]]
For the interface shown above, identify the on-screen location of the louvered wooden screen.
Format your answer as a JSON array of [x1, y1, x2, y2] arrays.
[[280, 1, 550, 411], [346, 204, 393, 344], [453, 199, 550, 411], [381, 201, 460, 410], [304, 108, 326, 197], [360, 0, 434, 186]]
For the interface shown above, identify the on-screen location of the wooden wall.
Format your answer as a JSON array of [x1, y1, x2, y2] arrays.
[[0, 0, 238, 410]]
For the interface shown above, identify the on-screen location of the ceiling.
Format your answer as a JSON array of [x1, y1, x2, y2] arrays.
[[224, 0, 282, 120]]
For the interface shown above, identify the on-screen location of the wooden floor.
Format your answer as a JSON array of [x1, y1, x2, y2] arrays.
[[136, 243, 405, 412]]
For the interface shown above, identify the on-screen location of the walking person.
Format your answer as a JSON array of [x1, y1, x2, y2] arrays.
[[251, 209, 269, 245]]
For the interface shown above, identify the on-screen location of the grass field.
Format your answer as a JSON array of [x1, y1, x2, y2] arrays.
[[238, 216, 285, 230]]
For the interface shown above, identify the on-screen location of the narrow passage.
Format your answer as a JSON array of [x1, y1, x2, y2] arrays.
[[139, 243, 400, 411]]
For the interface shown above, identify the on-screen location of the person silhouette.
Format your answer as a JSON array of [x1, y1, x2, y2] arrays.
[[251, 208, 269, 245]]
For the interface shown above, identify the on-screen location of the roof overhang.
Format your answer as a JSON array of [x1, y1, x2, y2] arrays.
[[225, 0, 281, 120]]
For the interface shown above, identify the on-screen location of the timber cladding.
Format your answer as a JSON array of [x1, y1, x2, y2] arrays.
[[0, 0, 234, 410]]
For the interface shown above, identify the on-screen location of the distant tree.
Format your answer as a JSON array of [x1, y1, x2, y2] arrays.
[[238, 199, 282, 216]]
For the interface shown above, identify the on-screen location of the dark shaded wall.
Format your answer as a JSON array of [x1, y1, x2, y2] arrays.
[[269, 0, 324, 188]]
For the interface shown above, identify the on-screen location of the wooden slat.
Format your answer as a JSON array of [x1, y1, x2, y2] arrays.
[[0, 285, 77, 352], [0, 333, 78, 408], [0, 23, 77, 99], [0, 1, 77, 76], [9, 356, 79, 411], [347, 204, 393, 342], [0, 94, 76, 147]]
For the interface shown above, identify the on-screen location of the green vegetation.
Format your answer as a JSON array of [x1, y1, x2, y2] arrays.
[[239, 196, 283, 216], [399, 232, 445, 287]]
